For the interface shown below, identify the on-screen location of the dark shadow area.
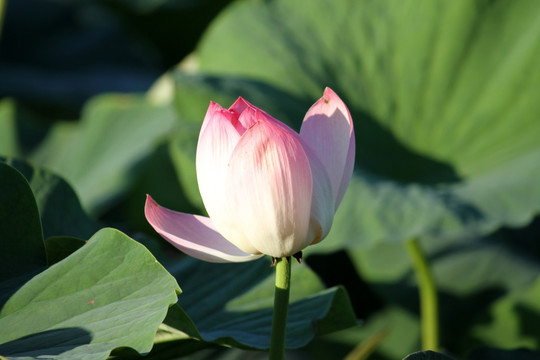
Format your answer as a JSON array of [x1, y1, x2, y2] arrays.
[[13, 103, 57, 153], [515, 304, 540, 347], [174, 73, 313, 127], [439, 287, 507, 355], [4, 158, 101, 240], [303, 336, 392, 360], [111, 341, 221, 359], [158, 255, 274, 323], [404, 350, 455, 360], [350, 108, 461, 185], [371, 281, 508, 357], [306, 251, 384, 319], [352, 224, 540, 357], [500, 215, 540, 261], [44, 237, 87, 266], [0, 268, 44, 310], [0, 327, 92, 357], [0, 0, 158, 117], [105, 0, 233, 69], [466, 347, 540, 360], [0, 0, 233, 118], [0, 159, 48, 308], [435, 190, 485, 230]]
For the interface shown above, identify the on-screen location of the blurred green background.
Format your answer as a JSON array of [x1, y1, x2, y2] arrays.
[[1, 0, 540, 359]]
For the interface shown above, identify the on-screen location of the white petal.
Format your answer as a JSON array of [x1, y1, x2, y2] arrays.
[[219, 109, 314, 258], [196, 102, 242, 227], [300, 140, 335, 244]]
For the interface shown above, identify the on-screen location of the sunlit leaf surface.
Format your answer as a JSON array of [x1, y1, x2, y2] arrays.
[[169, 0, 540, 250], [0, 228, 180, 360]]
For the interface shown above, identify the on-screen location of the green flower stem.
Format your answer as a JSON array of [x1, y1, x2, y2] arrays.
[[269, 257, 291, 360], [405, 238, 439, 351]]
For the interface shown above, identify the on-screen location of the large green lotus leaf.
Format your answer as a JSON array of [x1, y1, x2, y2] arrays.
[[165, 258, 357, 350], [0, 228, 180, 360], [133, 235, 358, 351], [170, 73, 516, 250], [0, 162, 46, 292], [1, 158, 100, 241], [471, 275, 540, 349], [174, 0, 540, 248], [29, 94, 177, 215]]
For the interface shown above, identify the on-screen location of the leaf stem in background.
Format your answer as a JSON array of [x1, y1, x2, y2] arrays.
[[405, 237, 439, 351], [269, 257, 291, 360]]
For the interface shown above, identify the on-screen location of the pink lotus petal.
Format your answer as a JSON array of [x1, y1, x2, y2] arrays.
[[233, 97, 300, 137], [200, 101, 245, 139], [237, 104, 260, 131], [235, 98, 282, 131], [199, 101, 221, 135], [196, 104, 242, 228], [300, 87, 355, 209], [145, 196, 262, 263], [220, 114, 314, 258], [229, 97, 250, 116]]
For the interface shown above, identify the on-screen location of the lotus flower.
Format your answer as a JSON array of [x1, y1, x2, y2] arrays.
[[145, 88, 355, 262]]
